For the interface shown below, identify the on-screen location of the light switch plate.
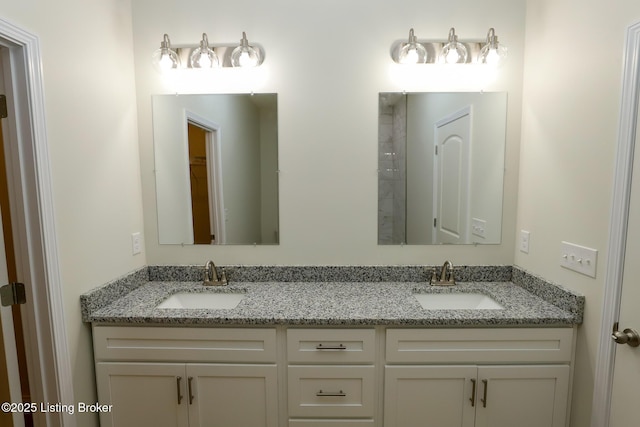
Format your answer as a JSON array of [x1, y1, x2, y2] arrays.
[[560, 241, 597, 278], [472, 218, 487, 238]]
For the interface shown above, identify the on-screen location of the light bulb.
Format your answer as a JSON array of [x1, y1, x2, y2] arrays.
[[477, 28, 507, 65], [190, 33, 219, 69], [438, 28, 468, 64], [231, 32, 261, 67], [152, 34, 180, 72], [398, 28, 428, 64]]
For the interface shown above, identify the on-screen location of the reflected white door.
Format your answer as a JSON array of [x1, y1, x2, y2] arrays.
[[433, 107, 471, 244], [608, 101, 640, 427]]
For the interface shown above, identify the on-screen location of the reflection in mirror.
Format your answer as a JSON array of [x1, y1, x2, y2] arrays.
[[153, 93, 278, 245], [378, 92, 507, 245]]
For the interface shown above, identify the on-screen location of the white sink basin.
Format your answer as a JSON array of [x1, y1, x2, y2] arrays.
[[414, 293, 504, 310], [157, 292, 245, 309]]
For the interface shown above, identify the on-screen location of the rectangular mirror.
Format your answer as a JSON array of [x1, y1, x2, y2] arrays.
[[153, 93, 279, 245], [378, 92, 507, 245]]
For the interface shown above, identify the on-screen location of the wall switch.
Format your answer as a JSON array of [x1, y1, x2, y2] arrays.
[[560, 241, 597, 278], [472, 218, 487, 238], [131, 232, 142, 255], [520, 230, 530, 253]]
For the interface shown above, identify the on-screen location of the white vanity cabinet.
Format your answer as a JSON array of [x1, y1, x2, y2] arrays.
[[384, 328, 574, 427], [92, 326, 279, 427], [286, 329, 377, 426]]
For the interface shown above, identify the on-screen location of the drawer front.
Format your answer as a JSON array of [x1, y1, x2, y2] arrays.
[[386, 328, 574, 364], [288, 366, 375, 418], [93, 326, 276, 363], [289, 421, 375, 426], [287, 329, 376, 364]]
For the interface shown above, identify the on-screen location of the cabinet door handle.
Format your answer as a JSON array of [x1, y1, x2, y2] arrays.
[[315, 343, 346, 350], [188, 377, 194, 404], [481, 379, 488, 408], [469, 378, 476, 407], [176, 376, 183, 405], [316, 389, 346, 397]]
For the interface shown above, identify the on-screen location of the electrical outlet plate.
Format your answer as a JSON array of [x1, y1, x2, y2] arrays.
[[520, 230, 530, 253], [472, 218, 487, 238], [132, 232, 142, 255], [560, 241, 597, 278]]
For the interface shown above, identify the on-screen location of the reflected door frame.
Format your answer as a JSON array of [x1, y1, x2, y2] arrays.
[[185, 110, 226, 244], [591, 20, 640, 427]]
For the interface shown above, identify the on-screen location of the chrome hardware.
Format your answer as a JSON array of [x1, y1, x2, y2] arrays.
[[203, 260, 228, 286], [315, 343, 346, 350], [0, 282, 26, 306], [176, 376, 183, 404], [316, 390, 346, 397], [481, 379, 488, 408], [470, 378, 476, 407], [430, 260, 456, 286], [188, 377, 195, 404], [612, 322, 640, 347]]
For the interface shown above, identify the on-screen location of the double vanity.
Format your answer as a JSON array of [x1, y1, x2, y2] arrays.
[[82, 264, 583, 427]]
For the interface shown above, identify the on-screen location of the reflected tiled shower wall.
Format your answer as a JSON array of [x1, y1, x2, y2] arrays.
[[378, 96, 407, 244]]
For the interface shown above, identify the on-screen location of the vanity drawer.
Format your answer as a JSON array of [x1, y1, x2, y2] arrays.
[[287, 329, 376, 364], [386, 328, 574, 364], [93, 326, 277, 363], [288, 366, 375, 418]]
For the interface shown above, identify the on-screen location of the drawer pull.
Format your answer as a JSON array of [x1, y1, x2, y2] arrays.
[[316, 343, 346, 350], [469, 378, 476, 407], [176, 376, 183, 405], [481, 379, 488, 408], [316, 389, 346, 397]]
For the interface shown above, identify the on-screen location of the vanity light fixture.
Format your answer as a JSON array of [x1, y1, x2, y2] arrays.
[[398, 28, 428, 64], [152, 34, 180, 71], [190, 33, 219, 68], [438, 27, 468, 64], [477, 28, 508, 65], [230, 32, 261, 67]]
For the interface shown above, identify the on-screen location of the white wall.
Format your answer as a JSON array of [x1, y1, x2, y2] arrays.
[[132, 0, 526, 265], [517, 1, 640, 425], [0, 1, 144, 426]]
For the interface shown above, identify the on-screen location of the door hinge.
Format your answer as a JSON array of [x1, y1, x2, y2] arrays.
[[434, 218, 437, 227], [435, 146, 438, 155], [0, 282, 26, 306], [0, 95, 7, 119]]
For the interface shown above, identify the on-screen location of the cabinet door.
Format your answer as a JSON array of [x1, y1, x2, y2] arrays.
[[186, 364, 278, 427], [384, 366, 477, 427], [474, 365, 570, 427], [95, 362, 189, 427]]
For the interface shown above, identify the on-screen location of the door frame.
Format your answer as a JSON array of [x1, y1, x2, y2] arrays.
[[0, 17, 74, 427], [591, 20, 640, 427]]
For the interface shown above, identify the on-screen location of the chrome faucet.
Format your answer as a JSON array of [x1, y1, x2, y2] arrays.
[[203, 260, 228, 286], [430, 260, 455, 286]]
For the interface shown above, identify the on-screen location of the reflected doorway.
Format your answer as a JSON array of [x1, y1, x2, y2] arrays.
[[187, 117, 225, 245]]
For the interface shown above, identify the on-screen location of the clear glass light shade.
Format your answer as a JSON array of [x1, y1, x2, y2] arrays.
[[231, 32, 261, 67], [398, 28, 428, 64], [190, 33, 219, 68], [438, 28, 468, 64], [152, 34, 180, 71], [477, 28, 508, 65]]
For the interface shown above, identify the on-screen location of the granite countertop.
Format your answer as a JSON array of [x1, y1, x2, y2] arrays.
[[83, 268, 583, 327]]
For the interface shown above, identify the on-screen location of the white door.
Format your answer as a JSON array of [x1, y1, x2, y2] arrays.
[[187, 364, 278, 427], [608, 96, 640, 427], [384, 366, 477, 427], [433, 107, 471, 244]]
